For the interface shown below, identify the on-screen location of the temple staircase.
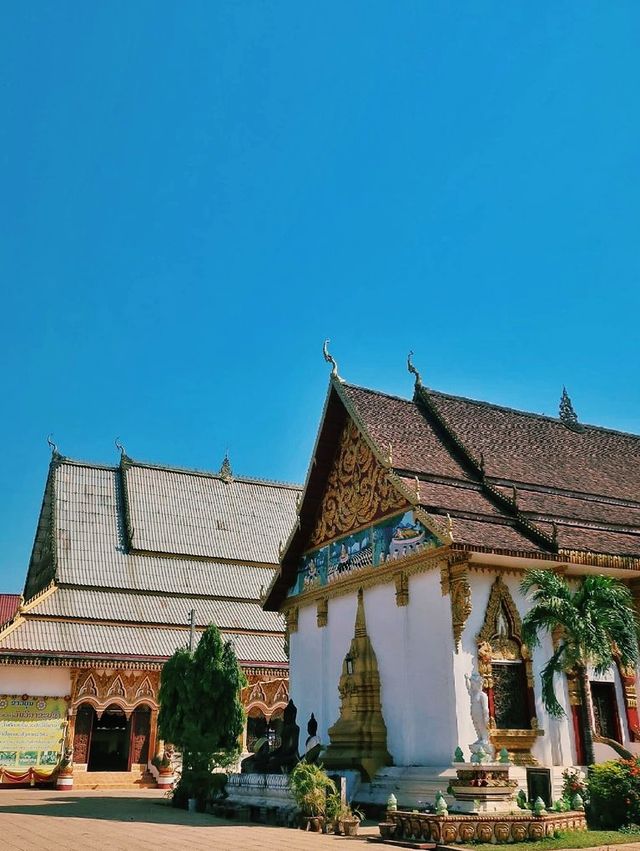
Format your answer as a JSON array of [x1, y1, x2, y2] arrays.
[[73, 767, 157, 790]]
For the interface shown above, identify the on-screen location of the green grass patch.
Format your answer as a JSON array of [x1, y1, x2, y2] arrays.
[[457, 829, 640, 850]]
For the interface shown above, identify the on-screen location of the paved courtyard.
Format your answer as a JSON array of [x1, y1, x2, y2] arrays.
[[0, 789, 378, 850]]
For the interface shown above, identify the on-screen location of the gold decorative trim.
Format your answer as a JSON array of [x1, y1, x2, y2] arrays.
[[0, 613, 27, 643], [414, 506, 453, 545], [440, 555, 471, 651], [285, 606, 298, 634], [317, 599, 328, 628], [330, 378, 393, 470], [309, 419, 406, 548], [21, 581, 56, 611], [394, 572, 409, 607]]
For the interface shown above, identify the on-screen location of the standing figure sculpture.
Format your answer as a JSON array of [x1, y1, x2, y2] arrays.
[[465, 669, 493, 759]]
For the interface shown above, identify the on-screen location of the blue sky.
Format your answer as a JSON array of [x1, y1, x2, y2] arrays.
[[1, 3, 639, 592]]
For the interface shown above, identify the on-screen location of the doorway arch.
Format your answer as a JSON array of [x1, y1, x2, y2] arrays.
[[88, 704, 130, 771]]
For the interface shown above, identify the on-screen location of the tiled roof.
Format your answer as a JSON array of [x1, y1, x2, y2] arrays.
[[0, 595, 21, 627], [4, 456, 298, 665], [341, 382, 640, 559], [0, 619, 287, 664], [341, 384, 473, 481], [266, 377, 640, 610], [428, 391, 640, 502], [31, 587, 283, 631], [123, 463, 299, 563], [50, 463, 290, 595]]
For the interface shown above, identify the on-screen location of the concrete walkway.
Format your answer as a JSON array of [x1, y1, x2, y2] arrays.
[[0, 789, 378, 850]]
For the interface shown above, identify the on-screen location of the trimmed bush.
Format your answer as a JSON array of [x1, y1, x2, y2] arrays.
[[588, 759, 640, 828]]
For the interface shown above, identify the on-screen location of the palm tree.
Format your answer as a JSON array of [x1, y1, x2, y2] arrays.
[[520, 569, 639, 766]]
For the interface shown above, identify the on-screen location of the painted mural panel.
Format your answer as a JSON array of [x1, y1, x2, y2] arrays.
[[289, 510, 440, 596]]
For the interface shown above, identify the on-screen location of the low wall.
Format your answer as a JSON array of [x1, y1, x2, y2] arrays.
[[384, 809, 587, 844], [226, 773, 295, 808]]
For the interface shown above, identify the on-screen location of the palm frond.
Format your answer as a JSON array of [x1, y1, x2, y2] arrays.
[[540, 643, 568, 718]]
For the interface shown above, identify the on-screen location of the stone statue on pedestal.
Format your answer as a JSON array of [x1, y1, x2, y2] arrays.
[[465, 669, 493, 760]]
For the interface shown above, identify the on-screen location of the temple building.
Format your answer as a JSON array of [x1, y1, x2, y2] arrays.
[[0, 450, 299, 786], [264, 356, 640, 804]]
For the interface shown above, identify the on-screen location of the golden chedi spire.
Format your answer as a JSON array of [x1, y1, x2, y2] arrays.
[[322, 587, 392, 781]]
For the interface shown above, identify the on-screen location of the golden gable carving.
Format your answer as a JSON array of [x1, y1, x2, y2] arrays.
[[310, 420, 406, 547]]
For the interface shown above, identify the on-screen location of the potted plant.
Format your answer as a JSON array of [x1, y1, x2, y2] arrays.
[[55, 747, 74, 791], [289, 762, 336, 832], [340, 804, 365, 837], [156, 753, 174, 790]]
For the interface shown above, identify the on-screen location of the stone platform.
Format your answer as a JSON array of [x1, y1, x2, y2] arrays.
[[358, 765, 568, 809], [223, 772, 296, 824], [381, 809, 586, 845]]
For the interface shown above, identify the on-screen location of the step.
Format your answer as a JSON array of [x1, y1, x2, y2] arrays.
[[73, 771, 156, 790]]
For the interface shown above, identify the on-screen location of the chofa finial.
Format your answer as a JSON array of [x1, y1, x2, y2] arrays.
[[46, 434, 59, 457], [407, 351, 422, 387], [323, 339, 340, 380], [219, 452, 233, 483], [559, 387, 584, 433], [115, 438, 127, 457]]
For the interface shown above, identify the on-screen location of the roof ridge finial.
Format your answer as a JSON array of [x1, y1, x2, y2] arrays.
[[407, 351, 423, 387], [46, 434, 59, 457], [115, 437, 127, 458], [219, 451, 233, 483], [559, 387, 583, 432], [322, 339, 341, 380]]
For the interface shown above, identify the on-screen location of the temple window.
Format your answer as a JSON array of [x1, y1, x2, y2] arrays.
[[492, 661, 530, 730], [476, 576, 540, 763]]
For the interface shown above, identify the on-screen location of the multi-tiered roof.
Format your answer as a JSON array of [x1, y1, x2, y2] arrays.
[[1, 453, 300, 672], [265, 370, 640, 609]]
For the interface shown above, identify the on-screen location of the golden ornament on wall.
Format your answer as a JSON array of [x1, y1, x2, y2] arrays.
[[310, 420, 405, 548]]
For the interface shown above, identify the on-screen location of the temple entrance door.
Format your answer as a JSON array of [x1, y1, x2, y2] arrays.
[[88, 705, 131, 771], [591, 682, 622, 743], [73, 704, 96, 765], [129, 705, 151, 767]]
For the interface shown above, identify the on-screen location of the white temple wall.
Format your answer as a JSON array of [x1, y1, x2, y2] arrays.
[[403, 569, 458, 764], [289, 603, 323, 742], [0, 665, 71, 696]]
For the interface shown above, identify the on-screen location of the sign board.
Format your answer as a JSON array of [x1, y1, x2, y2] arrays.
[[0, 695, 68, 775]]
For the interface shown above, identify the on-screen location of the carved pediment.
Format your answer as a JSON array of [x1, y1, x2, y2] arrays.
[[310, 420, 406, 548], [274, 681, 289, 703], [78, 674, 98, 697], [107, 675, 126, 698], [135, 676, 154, 699], [72, 669, 159, 708], [250, 683, 266, 702]]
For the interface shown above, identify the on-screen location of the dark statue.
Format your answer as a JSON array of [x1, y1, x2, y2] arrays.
[[304, 712, 322, 764], [266, 699, 300, 773], [240, 699, 300, 774], [240, 716, 271, 773]]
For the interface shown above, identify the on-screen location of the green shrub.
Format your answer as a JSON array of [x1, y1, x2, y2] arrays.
[[588, 759, 640, 828], [289, 762, 336, 817]]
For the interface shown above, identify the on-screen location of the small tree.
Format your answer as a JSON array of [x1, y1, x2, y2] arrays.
[[158, 624, 246, 806], [521, 570, 639, 766]]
